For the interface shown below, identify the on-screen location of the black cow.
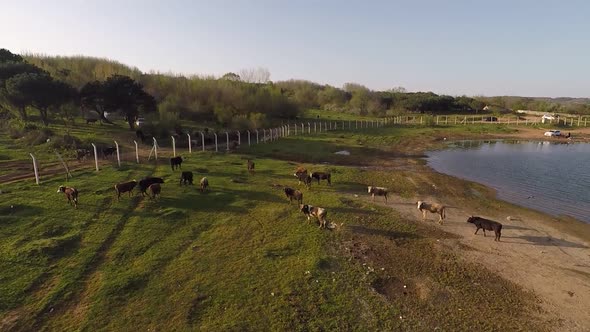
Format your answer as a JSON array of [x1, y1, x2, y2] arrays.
[[102, 147, 116, 159], [76, 149, 91, 162], [311, 172, 331, 185], [139, 177, 164, 196], [170, 156, 183, 171], [467, 216, 502, 241], [180, 171, 193, 185]]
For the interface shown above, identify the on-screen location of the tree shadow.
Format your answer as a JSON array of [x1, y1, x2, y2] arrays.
[[501, 235, 589, 249]]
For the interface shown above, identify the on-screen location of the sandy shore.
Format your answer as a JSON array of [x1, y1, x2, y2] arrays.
[[382, 125, 590, 331]]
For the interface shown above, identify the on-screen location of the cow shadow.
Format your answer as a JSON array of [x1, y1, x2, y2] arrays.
[[502, 225, 534, 231], [502, 235, 589, 249]]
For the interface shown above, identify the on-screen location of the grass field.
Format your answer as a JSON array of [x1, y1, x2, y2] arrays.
[[0, 121, 549, 331]]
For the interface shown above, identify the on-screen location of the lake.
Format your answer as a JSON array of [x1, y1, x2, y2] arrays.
[[426, 140, 590, 223]]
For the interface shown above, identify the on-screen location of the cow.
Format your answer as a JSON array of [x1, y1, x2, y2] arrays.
[[115, 180, 137, 201], [311, 172, 331, 185], [180, 171, 193, 185], [86, 118, 98, 124], [200, 177, 209, 192], [467, 216, 502, 241], [57, 186, 78, 208], [299, 204, 328, 229], [416, 201, 446, 224], [102, 147, 116, 159], [284, 187, 303, 204], [170, 156, 183, 171], [294, 169, 312, 189], [148, 183, 161, 199], [138, 177, 164, 196], [247, 159, 255, 173], [368, 186, 388, 203]]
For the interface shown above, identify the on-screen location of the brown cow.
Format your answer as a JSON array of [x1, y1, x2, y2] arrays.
[[299, 204, 328, 229], [115, 180, 138, 201], [284, 187, 303, 204], [57, 186, 78, 208], [149, 183, 161, 199]]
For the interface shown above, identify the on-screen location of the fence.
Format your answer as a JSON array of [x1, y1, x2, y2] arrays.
[[12, 114, 590, 185], [14, 118, 392, 185]]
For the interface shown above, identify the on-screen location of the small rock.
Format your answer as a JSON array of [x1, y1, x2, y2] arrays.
[[381, 268, 385, 271], [567, 291, 574, 297], [403, 285, 407, 289], [271, 292, 275, 296], [354, 194, 359, 198]]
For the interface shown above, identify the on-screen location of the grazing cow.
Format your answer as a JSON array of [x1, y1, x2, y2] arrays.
[[57, 186, 78, 208], [299, 204, 328, 229], [148, 183, 161, 199], [367, 186, 388, 203], [416, 201, 446, 224], [170, 156, 183, 171], [200, 177, 209, 192], [294, 169, 312, 189], [311, 172, 331, 185], [115, 180, 138, 200], [284, 187, 303, 204], [102, 147, 116, 159], [247, 159, 255, 173], [467, 216, 502, 241], [180, 171, 193, 185], [139, 177, 164, 196], [86, 118, 98, 124]]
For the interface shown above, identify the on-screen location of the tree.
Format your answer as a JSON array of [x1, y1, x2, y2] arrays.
[[221, 72, 241, 82], [102, 75, 157, 129], [80, 75, 156, 129], [238, 67, 271, 84], [0, 48, 24, 64]]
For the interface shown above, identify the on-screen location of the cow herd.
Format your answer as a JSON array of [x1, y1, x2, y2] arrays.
[[55, 156, 503, 240]]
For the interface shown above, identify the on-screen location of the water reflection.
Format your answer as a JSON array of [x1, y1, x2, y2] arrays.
[[427, 140, 590, 223]]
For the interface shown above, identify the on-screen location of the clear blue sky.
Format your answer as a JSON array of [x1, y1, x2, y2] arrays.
[[2, 0, 589, 97]]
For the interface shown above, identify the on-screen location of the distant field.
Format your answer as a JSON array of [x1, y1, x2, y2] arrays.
[[0, 122, 546, 331]]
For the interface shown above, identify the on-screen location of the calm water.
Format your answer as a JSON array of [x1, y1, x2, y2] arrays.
[[426, 140, 590, 223]]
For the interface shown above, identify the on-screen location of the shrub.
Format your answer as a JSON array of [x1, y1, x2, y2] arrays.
[[23, 128, 54, 146]]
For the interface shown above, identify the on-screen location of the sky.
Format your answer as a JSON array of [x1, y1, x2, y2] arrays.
[[1, 0, 589, 97]]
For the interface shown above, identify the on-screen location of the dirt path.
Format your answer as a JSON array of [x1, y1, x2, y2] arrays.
[[362, 193, 590, 331]]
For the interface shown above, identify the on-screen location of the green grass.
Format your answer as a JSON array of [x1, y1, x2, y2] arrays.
[[0, 123, 546, 331]]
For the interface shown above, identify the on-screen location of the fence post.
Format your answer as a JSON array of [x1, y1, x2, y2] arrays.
[[294, 123, 297, 135], [314, 122, 317, 133], [171, 136, 176, 157], [187, 133, 192, 153], [213, 133, 218, 152], [133, 140, 139, 163], [247, 131, 251, 146], [237, 131, 241, 145], [91, 143, 99, 171], [436, 116, 439, 125], [525, 119, 528, 126], [225, 132, 230, 150], [263, 129, 267, 142], [114, 140, 121, 167], [578, 117, 581, 126], [200, 132, 205, 151], [153, 138, 158, 160], [29, 153, 40, 184], [308, 122, 311, 134], [256, 130, 259, 143], [287, 125, 290, 136], [585, 118, 587, 127]]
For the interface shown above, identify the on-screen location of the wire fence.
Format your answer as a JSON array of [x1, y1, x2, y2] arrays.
[[5, 113, 588, 185], [4, 118, 392, 185]]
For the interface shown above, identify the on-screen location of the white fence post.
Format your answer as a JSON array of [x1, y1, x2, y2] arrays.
[[30, 153, 40, 184], [263, 129, 267, 142], [153, 138, 158, 160], [294, 123, 297, 135], [225, 131, 230, 150], [91, 143, 99, 171], [308, 122, 311, 134], [214, 133, 218, 152], [187, 133, 192, 153], [287, 125, 290, 136], [247, 130, 251, 146], [133, 140, 139, 163], [237, 131, 241, 145], [171, 136, 176, 157], [200, 132, 205, 152], [114, 140, 121, 167], [256, 130, 259, 143]]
